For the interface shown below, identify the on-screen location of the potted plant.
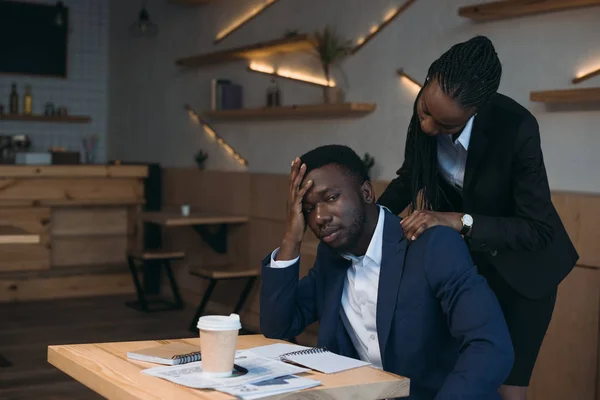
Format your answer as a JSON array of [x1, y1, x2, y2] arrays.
[[362, 152, 375, 178], [311, 26, 353, 104], [194, 150, 208, 170]]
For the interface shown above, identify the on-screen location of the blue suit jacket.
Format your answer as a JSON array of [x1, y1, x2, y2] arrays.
[[260, 209, 514, 399]]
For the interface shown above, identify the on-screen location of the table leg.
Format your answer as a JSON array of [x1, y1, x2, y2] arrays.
[[0, 352, 12, 367], [142, 221, 162, 295]]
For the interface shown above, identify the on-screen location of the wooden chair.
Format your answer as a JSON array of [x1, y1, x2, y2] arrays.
[[126, 250, 185, 312], [188, 267, 259, 332]]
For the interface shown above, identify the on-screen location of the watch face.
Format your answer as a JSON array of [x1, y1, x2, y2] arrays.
[[462, 214, 473, 226]]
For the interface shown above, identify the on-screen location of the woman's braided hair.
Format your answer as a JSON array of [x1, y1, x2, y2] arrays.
[[408, 36, 502, 211]]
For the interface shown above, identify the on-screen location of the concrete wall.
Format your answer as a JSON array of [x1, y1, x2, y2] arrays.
[[108, 0, 600, 192]]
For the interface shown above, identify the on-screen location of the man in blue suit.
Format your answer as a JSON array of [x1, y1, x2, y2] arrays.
[[260, 145, 514, 399]]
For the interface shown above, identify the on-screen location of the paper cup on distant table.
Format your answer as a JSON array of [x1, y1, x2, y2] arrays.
[[197, 313, 242, 377], [181, 204, 190, 216]]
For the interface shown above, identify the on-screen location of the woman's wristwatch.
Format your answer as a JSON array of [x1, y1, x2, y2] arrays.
[[460, 214, 473, 235]]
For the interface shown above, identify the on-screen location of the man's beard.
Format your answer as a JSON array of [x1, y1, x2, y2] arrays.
[[326, 203, 366, 254]]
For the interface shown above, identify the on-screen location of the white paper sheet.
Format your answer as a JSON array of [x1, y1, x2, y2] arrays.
[[141, 350, 309, 389], [218, 375, 322, 400]]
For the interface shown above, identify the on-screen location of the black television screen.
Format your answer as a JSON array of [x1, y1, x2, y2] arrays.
[[0, 1, 69, 77]]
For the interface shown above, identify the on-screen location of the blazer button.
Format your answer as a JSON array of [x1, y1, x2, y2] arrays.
[[490, 250, 498, 257], [479, 243, 487, 250]]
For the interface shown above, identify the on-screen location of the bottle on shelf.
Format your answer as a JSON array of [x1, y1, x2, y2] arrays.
[[23, 85, 32, 115], [266, 79, 281, 107], [9, 83, 19, 114]]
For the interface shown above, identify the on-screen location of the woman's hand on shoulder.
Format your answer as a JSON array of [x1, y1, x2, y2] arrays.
[[400, 211, 463, 241]]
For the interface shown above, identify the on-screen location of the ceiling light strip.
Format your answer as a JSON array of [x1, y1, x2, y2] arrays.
[[352, 0, 417, 55], [184, 104, 248, 166], [247, 64, 335, 87], [572, 67, 600, 84], [214, 0, 282, 44], [396, 68, 422, 88]]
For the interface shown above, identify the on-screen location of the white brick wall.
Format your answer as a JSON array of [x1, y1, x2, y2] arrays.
[[0, 0, 108, 163]]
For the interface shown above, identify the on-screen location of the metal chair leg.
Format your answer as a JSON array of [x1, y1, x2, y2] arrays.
[[189, 279, 218, 331], [126, 255, 148, 311], [163, 260, 183, 309], [233, 277, 257, 315]]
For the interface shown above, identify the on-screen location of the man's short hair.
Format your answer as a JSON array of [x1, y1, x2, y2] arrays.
[[299, 144, 369, 184]]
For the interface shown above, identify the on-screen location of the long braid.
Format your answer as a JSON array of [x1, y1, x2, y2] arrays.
[[408, 35, 502, 211]]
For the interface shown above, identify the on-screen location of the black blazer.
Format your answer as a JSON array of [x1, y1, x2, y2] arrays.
[[377, 93, 578, 299]]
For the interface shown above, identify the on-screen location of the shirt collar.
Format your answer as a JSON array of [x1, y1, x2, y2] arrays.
[[456, 114, 476, 150], [340, 205, 385, 266]]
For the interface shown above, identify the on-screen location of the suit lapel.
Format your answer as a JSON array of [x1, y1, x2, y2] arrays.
[[463, 100, 492, 192], [376, 211, 407, 365]]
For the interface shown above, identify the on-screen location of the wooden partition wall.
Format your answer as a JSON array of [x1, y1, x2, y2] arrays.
[[161, 168, 600, 400]]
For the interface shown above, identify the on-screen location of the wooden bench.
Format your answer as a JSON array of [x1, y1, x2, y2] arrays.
[[126, 250, 185, 312], [188, 266, 259, 332]]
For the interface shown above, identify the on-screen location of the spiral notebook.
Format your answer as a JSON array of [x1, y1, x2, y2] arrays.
[[127, 342, 201, 365], [277, 346, 370, 374]]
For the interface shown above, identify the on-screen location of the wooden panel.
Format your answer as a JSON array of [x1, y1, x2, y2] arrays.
[[528, 266, 600, 400], [0, 114, 90, 123], [458, 0, 600, 21], [0, 206, 50, 233], [552, 191, 600, 268], [250, 173, 288, 220], [205, 103, 377, 121], [0, 225, 40, 244], [175, 35, 315, 68], [0, 165, 147, 178], [52, 207, 130, 236], [52, 235, 129, 267], [0, 243, 50, 272], [0, 207, 50, 271], [161, 169, 250, 215], [0, 273, 133, 302], [0, 178, 144, 205], [530, 87, 600, 104]]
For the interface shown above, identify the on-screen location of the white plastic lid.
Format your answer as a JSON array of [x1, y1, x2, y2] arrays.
[[197, 313, 242, 331]]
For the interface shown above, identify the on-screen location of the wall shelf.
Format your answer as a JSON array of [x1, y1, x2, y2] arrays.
[[205, 103, 376, 121], [458, 0, 600, 21], [0, 114, 91, 123], [530, 87, 600, 104], [175, 34, 315, 68]]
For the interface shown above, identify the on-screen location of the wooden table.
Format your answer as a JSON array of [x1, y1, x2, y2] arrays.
[[139, 211, 250, 295], [141, 211, 249, 227], [48, 335, 410, 399], [0, 225, 40, 244]]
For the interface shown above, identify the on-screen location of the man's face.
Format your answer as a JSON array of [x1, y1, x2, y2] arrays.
[[301, 164, 367, 252]]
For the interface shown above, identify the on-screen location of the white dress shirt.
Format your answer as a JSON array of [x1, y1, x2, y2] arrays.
[[269, 206, 386, 369], [436, 114, 475, 191]]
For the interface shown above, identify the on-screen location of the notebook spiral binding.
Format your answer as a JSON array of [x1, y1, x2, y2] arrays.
[[281, 347, 330, 358], [172, 351, 202, 365]]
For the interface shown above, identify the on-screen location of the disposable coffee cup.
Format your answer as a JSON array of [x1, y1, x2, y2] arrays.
[[197, 313, 242, 377], [181, 204, 190, 216]]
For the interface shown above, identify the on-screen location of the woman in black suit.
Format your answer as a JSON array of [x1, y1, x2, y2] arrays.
[[377, 36, 578, 400]]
